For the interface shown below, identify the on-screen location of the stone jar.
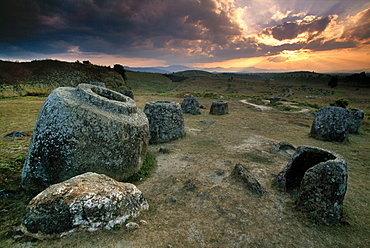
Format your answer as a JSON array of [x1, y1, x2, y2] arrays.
[[22, 84, 149, 191], [181, 97, 201, 115], [346, 108, 364, 133], [143, 101, 185, 144], [273, 146, 348, 225], [310, 106, 349, 142], [210, 101, 228, 115]]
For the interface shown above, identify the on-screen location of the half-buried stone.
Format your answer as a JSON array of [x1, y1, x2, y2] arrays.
[[22, 84, 149, 192], [273, 146, 348, 225], [143, 101, 185, 144]]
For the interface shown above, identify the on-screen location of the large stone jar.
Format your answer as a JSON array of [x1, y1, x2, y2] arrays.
[[310, 106, 349, 142], [143, 101, 185, 144], [22, 84, 149, 191]]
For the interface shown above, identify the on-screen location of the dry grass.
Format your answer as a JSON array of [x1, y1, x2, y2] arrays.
[[0, 79, 369, 247]]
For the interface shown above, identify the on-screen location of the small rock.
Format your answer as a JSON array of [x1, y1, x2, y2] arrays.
[[159, 148, 170, 154], [139, 220, 148, 226], [203, 120, 215, 126], [125, 222, 140, 230], [0, 189, 10, 199], [184, 179, 197, 191], [166, 197, 177, 203], [5, 131, 25, 138]]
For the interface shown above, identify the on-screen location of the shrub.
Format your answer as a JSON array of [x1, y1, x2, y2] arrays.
[[329, 98, 350, 108]]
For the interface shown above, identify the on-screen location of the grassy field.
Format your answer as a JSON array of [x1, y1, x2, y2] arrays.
[[0, 71, 369, 247]]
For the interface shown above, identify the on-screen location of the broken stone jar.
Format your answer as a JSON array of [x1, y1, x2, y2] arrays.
[[273, 146, 348, 225], [143, 101, 185, 144], [22, 84, 149, 192]]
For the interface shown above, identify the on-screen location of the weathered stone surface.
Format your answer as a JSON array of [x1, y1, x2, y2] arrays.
[[90, 82, 106, 88], [120, 90, 134, 100], [310, 106, 349, 142], [235, 163, 267, 196], [22, 84, 149, 191], [143, 101, 185, 144], [210, 101, 228, 115], [346, 108, 364, 133], [23, 172, 149, 237], [181, 97, 201, 115], [273, 146, 348, 225]]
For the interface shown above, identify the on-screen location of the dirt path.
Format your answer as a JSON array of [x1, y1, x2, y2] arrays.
[[239, 100, 274, 111]]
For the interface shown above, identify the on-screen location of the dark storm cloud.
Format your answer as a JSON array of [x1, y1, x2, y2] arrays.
[[0, 1, 369, 64], [266, 16, 332, 41], [0, 0, 242, 56]]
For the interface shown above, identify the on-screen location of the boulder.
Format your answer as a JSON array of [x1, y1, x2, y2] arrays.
[[273, 146, 348, 225], [181, 97, 201, 115], [310, 106, 349, 142], [346, 108, 364, 133], [143, 101, 185, 144], [210, 101, 228, 115], [22, 84, 149, 191], [120, 90, 134, 100], [23, 172, 149, 237]]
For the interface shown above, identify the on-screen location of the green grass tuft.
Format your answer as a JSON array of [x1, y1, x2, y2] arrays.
[[126, 152, 157, 184]]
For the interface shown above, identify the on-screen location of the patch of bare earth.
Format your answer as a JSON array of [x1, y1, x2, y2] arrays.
[[9, 96, 370, 247]]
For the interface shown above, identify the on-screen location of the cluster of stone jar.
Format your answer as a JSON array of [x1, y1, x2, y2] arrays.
[[21, 87, 227, 191], [20, 84, 355, 237], [20, 85, 230, 236]]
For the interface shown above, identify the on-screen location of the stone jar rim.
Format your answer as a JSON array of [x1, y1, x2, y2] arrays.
[[147, 100, 178, 105], [76, 84, 137, 115]]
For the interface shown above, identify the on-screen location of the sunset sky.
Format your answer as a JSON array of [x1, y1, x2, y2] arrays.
[[1, 0, 370, 72]]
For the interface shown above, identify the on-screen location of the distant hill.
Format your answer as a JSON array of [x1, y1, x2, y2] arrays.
[[172, 70, 215, 77], [0, 59, 124, 89], [125, 65, 194, 74], [125, 67, 171, 74]]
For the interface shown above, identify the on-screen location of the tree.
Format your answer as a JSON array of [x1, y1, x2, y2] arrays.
[[113, 64, 127, 81], [328, 76, 339, 88]]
